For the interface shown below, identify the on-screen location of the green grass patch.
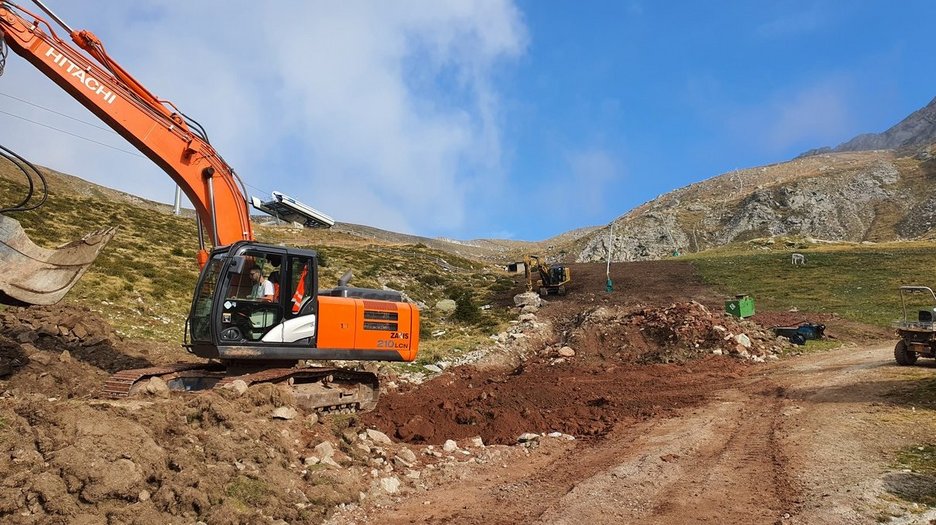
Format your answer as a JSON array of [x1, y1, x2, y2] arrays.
[[690, 244, 936, 327], [225, 476, 271, 509]]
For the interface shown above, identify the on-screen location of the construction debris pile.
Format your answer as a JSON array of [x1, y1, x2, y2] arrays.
[[562, 301, 791, 365]]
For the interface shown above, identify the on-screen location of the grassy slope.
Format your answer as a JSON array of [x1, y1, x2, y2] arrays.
[[687, 238, 936, 327], [0, 174, 517, 363]]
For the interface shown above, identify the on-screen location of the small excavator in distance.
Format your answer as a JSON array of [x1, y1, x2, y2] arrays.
[[524, 255, 571, 297], [0, 1, 419, 411]]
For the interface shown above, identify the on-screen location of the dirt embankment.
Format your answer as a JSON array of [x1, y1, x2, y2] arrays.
[[0, 260, 898, 524]]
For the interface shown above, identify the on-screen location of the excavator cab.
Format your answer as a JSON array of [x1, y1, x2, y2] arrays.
[[185, 241, 419, 364], [187, 242, 318, 359]]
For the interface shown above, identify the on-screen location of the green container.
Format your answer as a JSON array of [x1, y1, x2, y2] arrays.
[[725, 295, 755, 318]]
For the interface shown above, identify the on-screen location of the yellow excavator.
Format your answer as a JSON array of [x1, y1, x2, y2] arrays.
[[524, 255, 571, 297]]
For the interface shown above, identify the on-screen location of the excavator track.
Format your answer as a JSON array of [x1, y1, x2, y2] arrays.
[[100, 363, 213, 398], [101, 364, 380, 413]]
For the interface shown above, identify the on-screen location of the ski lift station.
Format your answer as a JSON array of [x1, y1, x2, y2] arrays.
[[251, 191, 336, 229]]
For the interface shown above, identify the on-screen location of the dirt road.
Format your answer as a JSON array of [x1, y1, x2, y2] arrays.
[[342, 343, 936, 524]]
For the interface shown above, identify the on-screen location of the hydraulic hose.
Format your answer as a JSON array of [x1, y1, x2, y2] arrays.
[[0, 143, 48, 213]]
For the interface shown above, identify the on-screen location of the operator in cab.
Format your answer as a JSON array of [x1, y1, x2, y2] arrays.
[[249, 268, 275, 302]]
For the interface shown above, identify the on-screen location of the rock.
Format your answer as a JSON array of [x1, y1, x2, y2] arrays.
[[434, 299, 457, 317], [442, 439, 458, 453], [519, 313, 537, 323], [366, 428, 393, 445], [734, 333, 752, 348], [341, 429, 358, 444], [303, 456, 320, 466], [379, 476, 401, 494], [16, 331, 38, 344], [223, 379, 249, 397], [58, 350, 71, 362], [37, 323, 57, 336], [143, 377, 170, 398], [355, 443, 372, 455], [517, 433, 540, 443], [396, 448, 417, 465], [29, 352, 52, 366], [469, 436, 485, 448], [423, 364, 443, 374], [404, 469, 421, 480], [19, 343, 39, 356], [513, 292, 543, 308], [72, 323, 89, 340], [306, 413, 319, 426], [314, 441, 335, 459], [138, 490, 151, 502], [271, 406, 297, 420], [558, 346, 576, 357], [320, 456, 341, 469], [520, 304, 539, 315]]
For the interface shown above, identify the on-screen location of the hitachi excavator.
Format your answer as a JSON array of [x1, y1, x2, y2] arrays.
[[0, 1, 419, 411]]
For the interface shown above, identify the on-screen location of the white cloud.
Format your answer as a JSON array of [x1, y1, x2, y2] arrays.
[[0, 0, 527, 236]]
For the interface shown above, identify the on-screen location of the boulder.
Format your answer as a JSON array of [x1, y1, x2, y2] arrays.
[[366, 428, 393, 445], [434, 299, 457, 317], [271, 406, 297, 420], [558, 346, 576, 357], [513, 292, 543, 308]]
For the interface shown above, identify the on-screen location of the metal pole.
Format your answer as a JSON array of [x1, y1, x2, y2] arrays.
[[606, 222, 613, 277], [173, 186, 181, 215], [605, 222, 614, 292]]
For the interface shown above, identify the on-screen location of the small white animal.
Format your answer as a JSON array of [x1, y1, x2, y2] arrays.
[[791, 253, 805, 266]]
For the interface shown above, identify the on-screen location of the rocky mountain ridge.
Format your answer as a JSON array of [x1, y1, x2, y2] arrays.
[[574, 97, 936, 263]]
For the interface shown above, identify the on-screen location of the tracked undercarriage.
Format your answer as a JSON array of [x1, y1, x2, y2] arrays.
[[101, 362, 380, 413]]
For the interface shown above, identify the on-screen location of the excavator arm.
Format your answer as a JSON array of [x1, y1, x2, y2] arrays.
[[0, 1, 254, 304]]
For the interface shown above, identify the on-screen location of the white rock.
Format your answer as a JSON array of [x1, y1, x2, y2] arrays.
[[405, 469, 421, 480], [397, 448, 417, 464], [306, 413, 319, 426], [380, 476, 401, 494], [271, 406, 297, 420], [711, 348, 724, 355], [303, 456, 320, 466], [734, 333, 752, 348], [223, 379, 249, 397], [320, 456, 341, 468], [469, 436, 485, 448], [513, 291, 543, 308], [423, 364, 443, 374], [712, 325, 727, 332], [138, 490, 150, 502], [143, 377, 170, 398], [366, 428, 393, 445], [314, 441, 335, 459], [442, 440, 458, 453], [558, 346, 576, 357], [517, 433, 540, 443], [519, 313, 537, 323]]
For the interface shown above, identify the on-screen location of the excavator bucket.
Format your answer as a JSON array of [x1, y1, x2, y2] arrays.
[[0, 214, 116, 306]]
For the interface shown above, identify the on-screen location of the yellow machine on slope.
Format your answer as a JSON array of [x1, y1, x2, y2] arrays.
[[524, 255, 571, 297]]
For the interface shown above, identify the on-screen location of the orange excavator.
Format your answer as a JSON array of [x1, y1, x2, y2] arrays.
[[0, 1, 419, 411]]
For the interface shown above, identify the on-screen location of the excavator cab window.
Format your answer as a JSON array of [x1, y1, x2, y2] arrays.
[[286, 255, 316, 318], [216, 249, 285, 342], [189, 255, 225, 344]]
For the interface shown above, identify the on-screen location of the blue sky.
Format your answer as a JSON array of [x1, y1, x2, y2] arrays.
[[1, 1, 934, 241]]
